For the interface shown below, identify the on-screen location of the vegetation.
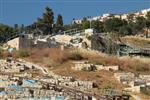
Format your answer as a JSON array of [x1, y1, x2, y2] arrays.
[[36, 6, 54, 34], [36, 7, 64, 34], [0, 24, 19, 43], [85, 34, 92, 40], [104, 18, 126, 33], [16, 50, 31, 58], [0, 48, 5, 58], [141, 88, 150, 96], [55, 14, 64, 32], [88, 60, 102, 65], [1, 7, 149, 40], [91, 20, 104, 33], [18, 48, 150, 74], [64, 11, 150, 36], [68, 51, 84, 60]]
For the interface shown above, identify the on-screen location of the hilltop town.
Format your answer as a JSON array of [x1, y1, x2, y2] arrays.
[[0, 7, 150, 100], [72, 9, 150, 24]]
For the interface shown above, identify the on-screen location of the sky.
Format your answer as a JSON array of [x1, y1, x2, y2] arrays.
[[0, 0, 150, 26]]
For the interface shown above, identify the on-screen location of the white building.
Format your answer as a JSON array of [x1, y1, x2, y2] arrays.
[[92, 16, 101, 21], [72, 19, 82, 24], [121, 14, 128, 20]]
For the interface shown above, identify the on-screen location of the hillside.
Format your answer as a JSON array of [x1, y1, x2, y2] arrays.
[[121, 36, 150, 50], [8, 48, 148, 93]]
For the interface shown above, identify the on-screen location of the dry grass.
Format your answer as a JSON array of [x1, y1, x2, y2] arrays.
[[24, 48, 69, 66], [23, 48, 87, 66], [9, 47, 150, 94], [76, 48, 150, 74], [51, 60, 124, 91], [21, 48, 150, 74], [121, 36, 150, 49], [1, 46, 149, 96], [133, 93, 150, 100]]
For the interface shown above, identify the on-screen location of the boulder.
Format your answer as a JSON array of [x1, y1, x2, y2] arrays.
[[91, 34, 118, 54]]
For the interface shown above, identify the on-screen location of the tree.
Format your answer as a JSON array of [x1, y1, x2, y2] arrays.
[[91, 20, 104, 33], [146, 11, 150, 20], [119, 25, 132, 36], [37, 6, 54, 34], [127, 13, 135, 21], [82, 20, 90, 29], [0, 24, 18, 43], [127, 21, 138, 35], [135, 16, 146, 31], [104, 18, 125, 32], [145, 11, 150, 37], [56, 14, 63, 32]]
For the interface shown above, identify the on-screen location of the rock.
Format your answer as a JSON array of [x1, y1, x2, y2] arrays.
[[70, 38, 83, 44], [81, 42, 88, 49], [91, 34, 118, 54]]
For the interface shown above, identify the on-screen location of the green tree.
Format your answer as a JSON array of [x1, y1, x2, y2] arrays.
[[145, 11, 150, 37], [0, 24, 18, 43], [82, 20, 90, 29], [91, 20, 104, 33], [104, 18, 125, 32], [135, 16, 146, 31], [37, 6, 54, 34], [119, 25, 132, 36], [56, 14, 63, 32], [146, 11, 150, 20], [63, 23, 82, 31]]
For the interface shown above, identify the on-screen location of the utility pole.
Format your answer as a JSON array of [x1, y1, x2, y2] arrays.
[[88, 16, 92, 29], [89, 16, 92, 29]]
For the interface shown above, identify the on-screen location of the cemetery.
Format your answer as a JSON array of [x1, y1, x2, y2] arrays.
[[114, 72, 150, 93]]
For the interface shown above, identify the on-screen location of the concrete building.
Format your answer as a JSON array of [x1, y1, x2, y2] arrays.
[[7, 34, 34, 50]]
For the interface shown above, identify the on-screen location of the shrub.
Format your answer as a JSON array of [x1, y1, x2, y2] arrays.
[[141, 87, 150, 96], [43, 53, 49, 57], [86, 34, 92, 40], [0, 49, 7, 59], [89, 60, 102, 65], [103, 84, 113, 90], [17, 50, 31, 58], [68, 51, 83, 60], [0, 49, 3, 58]]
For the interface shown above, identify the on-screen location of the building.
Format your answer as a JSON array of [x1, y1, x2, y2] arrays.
[[71, 8, 150, 24], [7, 34, 34, 50], [72, 19, 82, 24]]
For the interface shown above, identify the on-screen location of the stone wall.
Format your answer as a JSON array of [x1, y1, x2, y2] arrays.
[[73, 61, 119, 71], [19, 35, 34, 50]]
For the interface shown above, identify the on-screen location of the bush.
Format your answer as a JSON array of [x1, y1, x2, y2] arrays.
[[89, 60, 102, 65], [69, 51, 83, 60], [0, 49, 7, 59], [0, 49, 3, 58], [141, 87, 150, 96], [43, 53, 49, 57], [103, 84, 113, 90], [17, 50, 31, 58], [86, 34, 92, 40]]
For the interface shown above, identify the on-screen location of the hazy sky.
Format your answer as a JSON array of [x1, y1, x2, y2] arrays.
[[0, 0, 150, 26]]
